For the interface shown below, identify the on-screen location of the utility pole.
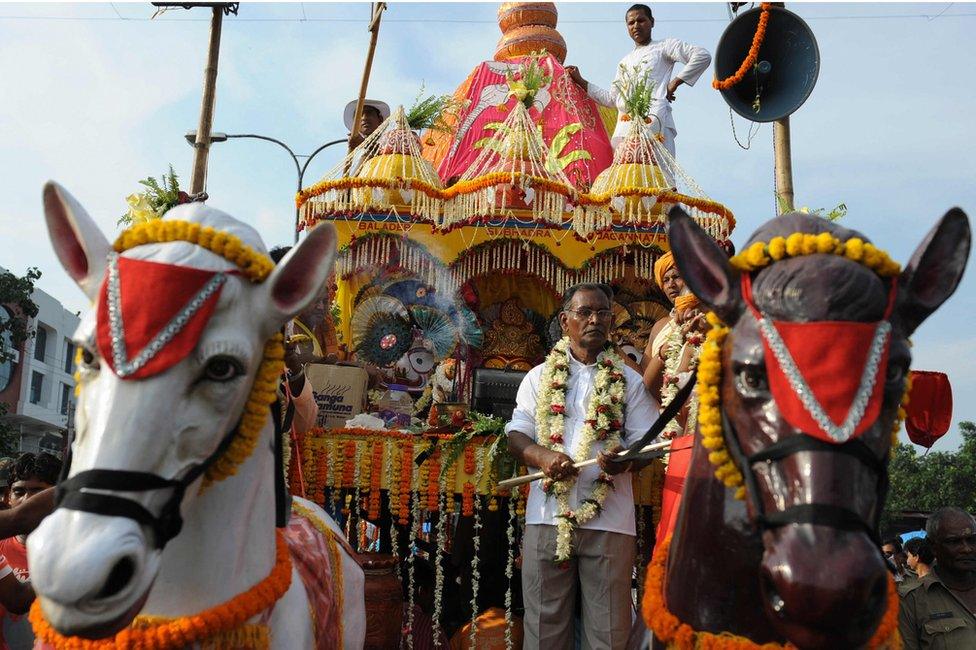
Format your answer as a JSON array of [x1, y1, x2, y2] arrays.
[[153, 3, 239, 194]]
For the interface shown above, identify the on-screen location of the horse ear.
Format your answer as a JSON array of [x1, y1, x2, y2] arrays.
[[897, 208, 971, 335], [260, 223, 338, 334], [667, 207, 742, 323], [42, 182, 111, 302]]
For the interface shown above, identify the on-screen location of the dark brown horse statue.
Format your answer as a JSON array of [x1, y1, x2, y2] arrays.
[[641, 208, 970, 649]]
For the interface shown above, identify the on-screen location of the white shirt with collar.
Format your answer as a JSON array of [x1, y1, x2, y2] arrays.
[[505, 347, 660, 536], [587, 38, 712, 142]]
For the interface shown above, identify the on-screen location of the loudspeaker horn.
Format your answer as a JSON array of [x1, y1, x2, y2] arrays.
[[714, 5, 820, 122]]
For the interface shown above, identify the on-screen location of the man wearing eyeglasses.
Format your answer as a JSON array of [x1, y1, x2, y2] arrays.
[[506, 283, 660, 649]]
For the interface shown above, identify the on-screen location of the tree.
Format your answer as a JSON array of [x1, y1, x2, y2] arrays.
[[883, 421, 976, 530], [0, 267, 42, 455]]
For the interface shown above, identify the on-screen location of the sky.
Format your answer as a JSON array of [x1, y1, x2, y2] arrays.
[[1, 1, 974, 449]]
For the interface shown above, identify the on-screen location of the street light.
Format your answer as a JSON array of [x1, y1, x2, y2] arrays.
[[185, 130, 346, 243]]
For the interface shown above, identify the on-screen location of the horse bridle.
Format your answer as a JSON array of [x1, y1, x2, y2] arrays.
[[55, 392, 290, 550], [721, 409, 889, 546]]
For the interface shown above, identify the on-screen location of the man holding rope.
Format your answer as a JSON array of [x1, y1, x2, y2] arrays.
[[506, 283, 660, 650]]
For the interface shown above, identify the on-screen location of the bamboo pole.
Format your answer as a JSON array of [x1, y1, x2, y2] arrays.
[[774, 116, 794, 213], [189, 6, 225, 194], [348, 2, 386, 152]]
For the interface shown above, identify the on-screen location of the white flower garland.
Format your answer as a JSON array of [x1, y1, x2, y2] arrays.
[[504, 496, 517, 650], [468, 448, 485, 648], [660, 320, 703, 440], [535, 337, 626, 563], [431, 462, 449, 647]]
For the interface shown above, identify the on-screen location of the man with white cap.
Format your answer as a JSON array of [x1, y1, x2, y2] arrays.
[[345, 98, 390, 148]]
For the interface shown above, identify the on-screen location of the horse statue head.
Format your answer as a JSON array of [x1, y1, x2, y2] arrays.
[[27, 182, 338, 638], [663, 207, 970, 648]]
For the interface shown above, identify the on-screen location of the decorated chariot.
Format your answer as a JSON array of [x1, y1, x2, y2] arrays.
[[25, 3, 973, 650]]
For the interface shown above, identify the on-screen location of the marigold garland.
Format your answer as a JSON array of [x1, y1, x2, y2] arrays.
[[731, 232, 901, 278], [400, 440, 415, 526], [368, 442, 384, 520], [713, 4, 772, 91], [31, 530, 292, 650], [298, 174, 735, 235], [112, 219, 281, 486], [701, 233, 910, 500], [642, 535, 902, 649], [427, 452, 441, 512], [114, 219, 275, 283]]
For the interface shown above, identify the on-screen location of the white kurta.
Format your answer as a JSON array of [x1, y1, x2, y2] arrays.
[[505, 349, 660, 536], [587, 38, 711, 155]]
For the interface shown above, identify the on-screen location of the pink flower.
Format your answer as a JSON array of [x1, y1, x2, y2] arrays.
[[551, 404, 565, 415]]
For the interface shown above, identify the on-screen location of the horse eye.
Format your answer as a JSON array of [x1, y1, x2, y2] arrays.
[[737, 366, 768, 393], [204, 356, 244, 382]]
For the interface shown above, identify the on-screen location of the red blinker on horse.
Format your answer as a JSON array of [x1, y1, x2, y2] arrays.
[[640, 207, 970, 649]]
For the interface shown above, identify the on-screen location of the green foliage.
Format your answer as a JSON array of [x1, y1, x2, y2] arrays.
[[504, 51, 553, 108], [776, 193, 847, 221], [0, 267, 41, 364], [613, 64, 655, 120], [883, 421, 976, 530], [405, 83, 465, 133], [439, 411, 515, 488], [118, 165, 183, 226]]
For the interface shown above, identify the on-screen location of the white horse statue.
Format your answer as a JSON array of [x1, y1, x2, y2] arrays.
[[27, 182, 366, 648]]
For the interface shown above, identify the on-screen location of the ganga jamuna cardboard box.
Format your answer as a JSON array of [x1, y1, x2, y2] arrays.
[[306, 364, 369, 429]]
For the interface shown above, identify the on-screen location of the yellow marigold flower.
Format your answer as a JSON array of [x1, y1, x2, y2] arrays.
[[702, 436, 724, 450], [767, 236, 787, 260], [801, 234, 818, 255], [845, 237, 865, 262], [706, 312, 725, 327], [815, 232, 837, 254], [744, 241, 769, 268], [708, 450, 730, 466], [785, 232, 805, 257]]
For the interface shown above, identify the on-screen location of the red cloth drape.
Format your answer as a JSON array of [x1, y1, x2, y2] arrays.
[[656, 434, 695, 543], [905, 370, 953, 448]]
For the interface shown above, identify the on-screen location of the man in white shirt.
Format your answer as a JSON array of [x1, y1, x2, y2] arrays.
[[566, 3, 711, 159], [506, 283, 660, 650]]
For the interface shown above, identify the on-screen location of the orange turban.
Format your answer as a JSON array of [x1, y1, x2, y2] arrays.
[[654, 251, 676, 288]]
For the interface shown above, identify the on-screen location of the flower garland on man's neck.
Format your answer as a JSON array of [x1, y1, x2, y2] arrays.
[[660, 305, 704, 440], [698, 231, 910, 500], [535, 337, 627, 563]]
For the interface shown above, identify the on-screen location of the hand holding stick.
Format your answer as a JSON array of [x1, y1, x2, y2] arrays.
[[497, 440, 671, 490]]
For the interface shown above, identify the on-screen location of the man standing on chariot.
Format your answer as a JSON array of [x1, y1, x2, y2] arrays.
[[506, 283, 659, 649], [565, 3, 711, 158]]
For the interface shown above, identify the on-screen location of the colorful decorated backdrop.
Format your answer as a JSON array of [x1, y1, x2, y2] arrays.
[[429, 53, 615, 189]]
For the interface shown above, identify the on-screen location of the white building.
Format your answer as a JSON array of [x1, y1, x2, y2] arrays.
[[0, 270, 80, 456]]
